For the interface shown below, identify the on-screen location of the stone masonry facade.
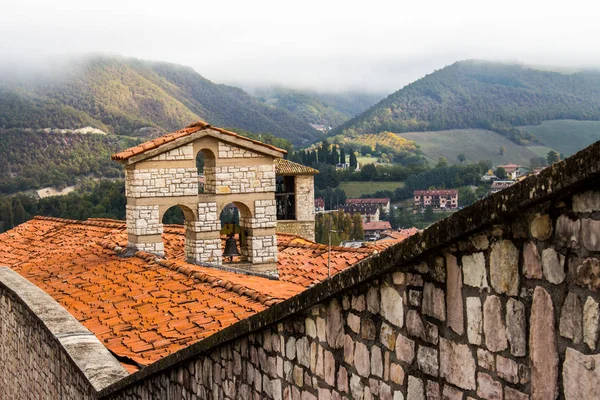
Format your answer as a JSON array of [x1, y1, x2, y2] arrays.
[[121, 131, 282, 271], [150, 144, 194, 161], [126, 168, 198, 198], [99, 149, 600, 400], [0, 285, 96, 400], [214, 165, 276, 194], [219, 142, 261, 158]]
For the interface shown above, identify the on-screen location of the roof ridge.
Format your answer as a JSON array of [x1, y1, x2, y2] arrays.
[[112, 121, 287, 161], [279, 241, 373, 253], [33, 216, 126, 230], [96, 240, 283, 307]]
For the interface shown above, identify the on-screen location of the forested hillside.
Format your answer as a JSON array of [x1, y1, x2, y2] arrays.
[[252, 87, 382, 128], [334, 61, 600, 143], [0, 129, 139, 193], [0, 56, 319, 145]]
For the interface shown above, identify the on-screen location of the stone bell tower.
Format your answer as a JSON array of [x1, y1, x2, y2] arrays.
[[112, 121, 288, 275]]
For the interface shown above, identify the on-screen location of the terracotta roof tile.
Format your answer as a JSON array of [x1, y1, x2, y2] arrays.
[[112, 121, 286, 161], [0, 217, 417, 373], [274, 158, 319, 175]]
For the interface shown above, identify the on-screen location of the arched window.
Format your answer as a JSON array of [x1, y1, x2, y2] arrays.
[[196, 149, 216, 194], [219, 202, 252, 264]]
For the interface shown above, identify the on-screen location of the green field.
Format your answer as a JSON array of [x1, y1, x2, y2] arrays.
[[398, 129, 539, 166], [525, 145, 555, 158], [519, 120, 600, 156], [340, 181, 405, 198]]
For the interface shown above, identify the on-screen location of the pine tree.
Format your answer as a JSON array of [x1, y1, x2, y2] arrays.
[[340, 148, 346, 166], [12, 199, 25, 226], [352, 214, 364, 240]]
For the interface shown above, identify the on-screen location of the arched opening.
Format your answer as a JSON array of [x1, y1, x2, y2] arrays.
[[219, 202, 252, 264], [160, 204, 196, 257], [196, 149, 216, 194]]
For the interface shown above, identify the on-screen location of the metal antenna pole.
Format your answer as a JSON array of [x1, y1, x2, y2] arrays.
[[328, 229, 337, 279]]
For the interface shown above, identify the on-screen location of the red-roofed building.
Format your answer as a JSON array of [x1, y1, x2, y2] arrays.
[[346, 198, 391, 214], [363, 220, 392, 241], [414, 189, 459, 211]]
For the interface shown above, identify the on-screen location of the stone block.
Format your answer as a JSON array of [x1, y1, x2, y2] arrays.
[[582, 218, 600, 251], [530, 214, 552, 240], [559, 292, 583, 343], [395, 333, 415, 364], [505, 298, 526, 357], [380, 322, 396, 350], [354, 342, 370, 378], [381, 285, 404, 328], [477, 348, 495, 371], [446, 254, 464, 335], [483, 295, 507, 352], [523, 241, 543, 279], [407, 376, 425, 400], [417, 346, 438, 377], [466, 297, 482, 345], [573, 190, 600, 213], [422, 283, 445, 321], [462, 252, 488, 289], [489, 240, 519, 296], [476, 372, 502, 400], [583, 296, 600, 350], [556, 215, 580, 248], [496, 355, 518, 384], [541, 248, 565, 284], [326, 299, 344, 349], [389, 363, 405, 385], [563, 347, 600, 399], [442, 385, 463, 400], [530, 286, 558, 400], [439, 337, 476, 390]]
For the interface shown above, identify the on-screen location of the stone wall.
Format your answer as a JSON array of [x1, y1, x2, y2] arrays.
[[100, 143, 600, 400], [277, 220, 316, 242], [295, 175, 315, 222], [219, 142, 261, 158], [0, 268, 127, 400], [214, 165, 276, 194], [126, 168, 198, 198], [149, 143, 194, 161]]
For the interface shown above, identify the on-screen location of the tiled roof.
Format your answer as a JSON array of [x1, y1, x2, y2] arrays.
[[274, 158, 319, 175], [340, 204, 379, 215], [112, 121, 286, 161], [413, 189, 458, 196], [346, 198, 390, 205], [0, 217, 416, 373], [363, 221, 392, 231]]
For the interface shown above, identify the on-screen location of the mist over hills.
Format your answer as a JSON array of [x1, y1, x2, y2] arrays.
[[0, 55, 322, 145], [250, 87, 383, 128], [334, 60, 600, 141]]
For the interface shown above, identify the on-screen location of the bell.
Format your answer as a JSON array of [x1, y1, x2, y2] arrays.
[[223, 235, 241, 262]]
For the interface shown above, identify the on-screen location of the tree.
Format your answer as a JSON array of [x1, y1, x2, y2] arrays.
[[349, 150, 358, 170], [12, 199, 25, 225], [457, 153, 466, 163], [495, 166, 507, 180], [339, 147, 346, 166], [360, 164, 378, 181], [436, 156, 448, 168], [424, 206, 435, 222], [499, 146, 506, 156], [546, 150, 560, 165], [351, 214, 364, 240]]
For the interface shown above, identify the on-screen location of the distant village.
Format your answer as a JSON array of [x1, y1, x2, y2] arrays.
[[314, 162, 545, 247]]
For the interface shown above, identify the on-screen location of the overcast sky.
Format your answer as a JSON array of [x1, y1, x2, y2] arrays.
[[1, 0, 599, 93]]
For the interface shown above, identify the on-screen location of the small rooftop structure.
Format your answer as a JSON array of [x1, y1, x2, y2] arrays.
[[112, 121, 318, 276]]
